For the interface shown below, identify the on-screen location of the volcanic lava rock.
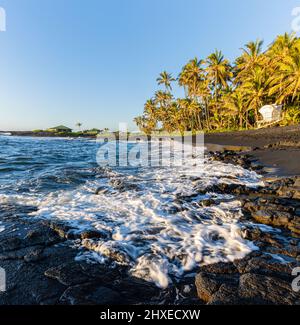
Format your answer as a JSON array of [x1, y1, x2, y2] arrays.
[[195, 252, 299, 305], [195, 272, 223, 303], [109, 179, 141, 192], [80, 229, 109, 240], [44, 262, 91, 286], [238, 273, 298, 305], [194, 154, 300, 305], [60, 284, 121, 305]]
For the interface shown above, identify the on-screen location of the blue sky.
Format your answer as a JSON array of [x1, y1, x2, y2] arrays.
[[0, 0, 299, 131]]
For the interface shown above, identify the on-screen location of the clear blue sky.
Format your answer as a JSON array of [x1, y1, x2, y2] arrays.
[[0, 0, 299, 131]]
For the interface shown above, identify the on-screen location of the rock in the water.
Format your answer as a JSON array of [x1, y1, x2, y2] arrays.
[[95, 186, 109, 195], [45, 221, 73, 239], [80, 230, 108, 240], [82, 239, 131, 264], [252, 210, 273, 225]]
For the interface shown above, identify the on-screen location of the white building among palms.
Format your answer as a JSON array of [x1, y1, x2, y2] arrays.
[[258, 104, 282, 125]]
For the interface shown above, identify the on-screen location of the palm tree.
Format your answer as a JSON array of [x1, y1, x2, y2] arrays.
[[143, 99, 158, 129], [134, 115, 156, 135], [134, 33, 300, 133], [206, 50, 232, 101], [178, 58, 205, 98], [178, 58, 209, 130], [162, 103, 177, 134], [176, 98, 201, 132], [206, 50, 232, 129], [173, 100, 187, 135], [195, 78, 211, 129], [154, 91, 173, 107], [154, 90, 173, 123], [269, 48, 300, 104], [242, 67, 272, 123], [268, 33, 297, 60], [193, 100, 204, 130], [76, 122, 82, 131], [266, 33, 297, 94], [223, 89, 247, 129], [144, 99, 157, 116], [156, 71, 175, 91], [234, 40, 264, 83]]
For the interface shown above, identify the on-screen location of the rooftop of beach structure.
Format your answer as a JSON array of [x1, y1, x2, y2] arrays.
[[48, 125, 73, 132]]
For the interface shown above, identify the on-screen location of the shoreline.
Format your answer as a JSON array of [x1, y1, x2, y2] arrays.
[[3, 131, 96, 139], [3, 125, 300, 176], [0, 134, 300, 304], [195, 151, 300, 305], [205, 125, 300, 177], [0, 149, 299, 304], [166, 124, 300, 177]]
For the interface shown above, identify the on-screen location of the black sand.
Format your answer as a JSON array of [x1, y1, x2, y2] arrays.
[[205, 125, 300, 176]]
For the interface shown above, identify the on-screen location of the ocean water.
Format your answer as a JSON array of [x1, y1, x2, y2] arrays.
[[0, 135, 263, 288]]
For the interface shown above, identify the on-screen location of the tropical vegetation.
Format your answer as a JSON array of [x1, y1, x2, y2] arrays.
[[134, 33, 300, 134]]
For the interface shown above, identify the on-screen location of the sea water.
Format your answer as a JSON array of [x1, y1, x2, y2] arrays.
[[0, 136, 263, 288]]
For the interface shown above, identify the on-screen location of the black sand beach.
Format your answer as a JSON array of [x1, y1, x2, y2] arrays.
[[205, 125, 300, 177]]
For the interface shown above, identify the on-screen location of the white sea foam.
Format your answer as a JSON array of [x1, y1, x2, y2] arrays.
[[0, 139, 265, 288], [8, 152, 261, 289]]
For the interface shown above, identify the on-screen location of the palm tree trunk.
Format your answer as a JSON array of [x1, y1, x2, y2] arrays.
[[197, 113, 202, 130], [239, 114, 243, 129], [205, 101, 210, 130]]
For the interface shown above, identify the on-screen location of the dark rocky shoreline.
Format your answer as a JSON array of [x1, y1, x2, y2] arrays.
[[0, 150, 300, 305], [7, 131, 96, 139], [195, 151, 300, 305]]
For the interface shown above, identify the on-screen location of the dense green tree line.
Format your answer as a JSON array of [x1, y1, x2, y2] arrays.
[[134, 33, 300, 134]]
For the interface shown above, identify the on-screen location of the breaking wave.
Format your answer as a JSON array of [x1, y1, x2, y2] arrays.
[[0, 136, 263, 288]]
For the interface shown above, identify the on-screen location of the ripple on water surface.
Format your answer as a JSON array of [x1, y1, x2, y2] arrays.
[[0, 136, 263, 288]]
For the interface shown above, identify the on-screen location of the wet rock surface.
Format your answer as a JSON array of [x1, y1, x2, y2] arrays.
[[0, 204, 188, 305], [193, 151, 300, 305], [1, 151, 300, 305]]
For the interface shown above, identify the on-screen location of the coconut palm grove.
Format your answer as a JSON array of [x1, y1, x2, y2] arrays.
[[134, 33, 300, 134]]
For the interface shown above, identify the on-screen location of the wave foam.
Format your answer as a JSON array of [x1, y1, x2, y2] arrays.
[[23, 155, 263, 288]]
